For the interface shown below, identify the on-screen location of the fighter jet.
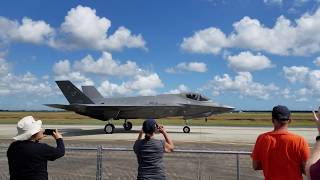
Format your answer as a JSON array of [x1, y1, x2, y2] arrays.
[[46, 80, 234, 134]]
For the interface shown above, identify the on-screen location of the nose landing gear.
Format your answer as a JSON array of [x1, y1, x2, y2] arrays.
[[104, 123, 115, 134]]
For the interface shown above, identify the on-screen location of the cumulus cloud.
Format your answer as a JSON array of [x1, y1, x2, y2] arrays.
[[181, 27, 229, 54], [73, 51, 142, 76], [0, 17, 54, 45], [305, 70, 320, 95], [207, 72, 279, 100], [53, 53, 164, 96], [283, 66, 309, 83], [166, 84, 189, 94], [181, 7, 320, 56], [282, 66, 320, 100], [53, 59, 94, 86], [166, 62, 207, 73], [98, 73, 164, 96], [313, 57, 320, 66], [0, 58, 53, 96], [227, 51, 273, 72], [0, 6, 146, 51], [51, 5, 146, 51]]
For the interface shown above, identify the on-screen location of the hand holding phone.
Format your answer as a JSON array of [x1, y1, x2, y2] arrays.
[[44, 129, 56, 136]]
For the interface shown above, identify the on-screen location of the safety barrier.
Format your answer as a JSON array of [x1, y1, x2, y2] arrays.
[[0, 146, 263, 180]]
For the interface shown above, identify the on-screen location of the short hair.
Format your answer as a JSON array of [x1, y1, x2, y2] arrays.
[[272, 105, 291, 121]]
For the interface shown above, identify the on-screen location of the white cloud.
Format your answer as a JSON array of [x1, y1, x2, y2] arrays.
[[227, 51, 273, 72], [166, 62, 207, 73], [283, 66, 309, 83], [53, 59, 94, 85], [52, 5, 146, 51], [98, 80, 131, 96], [0, 6, 146, 51], [129, 73, 164, 95], [0, 17, 54, 44], [306, 70, 320, 95], [53, 53, 163, 96], [181, 27, 229, 55], [313, 56, 320, 66], [166, 84, 189, 94], [208, 72, 279, 100], [0, 58, 53, 96], [181, 7, 320, 56], [61, 5, 110, 46], [98, 73, 164, 96], [282, 66, 320, 100], [53, 59, 71, 75], [15, 18, 55, 44], [0, 58, 10, 75], [281, 88, 292, 99], [264, 0, 283, 5], [73, 51, 142, 76]]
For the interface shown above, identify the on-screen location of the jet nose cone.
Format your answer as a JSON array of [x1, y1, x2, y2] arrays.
[[223, 105, 235, 111], [220, 105, 235, 113]]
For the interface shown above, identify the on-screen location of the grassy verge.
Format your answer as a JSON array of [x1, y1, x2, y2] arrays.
[[0, 111, 315, 127]]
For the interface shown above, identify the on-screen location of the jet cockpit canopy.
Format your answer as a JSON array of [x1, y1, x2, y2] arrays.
[[184, 93, 210, 101]]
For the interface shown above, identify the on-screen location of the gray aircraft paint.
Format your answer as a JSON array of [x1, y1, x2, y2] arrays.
[[46, 80, 234, 133]]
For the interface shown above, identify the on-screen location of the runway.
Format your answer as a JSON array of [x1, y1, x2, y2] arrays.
[[0, 124, 317, 144]]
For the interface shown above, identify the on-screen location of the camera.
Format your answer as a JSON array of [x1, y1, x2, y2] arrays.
[[44, 129, 56, 135]]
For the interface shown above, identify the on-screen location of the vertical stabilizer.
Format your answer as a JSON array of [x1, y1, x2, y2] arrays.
[[56, 81, 94, 104], [82, 86, 104, 103]]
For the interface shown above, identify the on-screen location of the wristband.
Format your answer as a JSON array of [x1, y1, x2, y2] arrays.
[[316, 135, 320, 141]]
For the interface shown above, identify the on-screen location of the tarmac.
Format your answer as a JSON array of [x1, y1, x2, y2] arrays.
[[0, 124, 317, 144]]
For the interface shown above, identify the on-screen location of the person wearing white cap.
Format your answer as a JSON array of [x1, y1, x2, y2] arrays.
[[7, 116, 65, 180]]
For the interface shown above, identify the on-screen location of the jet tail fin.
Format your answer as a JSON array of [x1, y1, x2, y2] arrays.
[[56, 81, 94, 104], [82, 86, 104, 101]]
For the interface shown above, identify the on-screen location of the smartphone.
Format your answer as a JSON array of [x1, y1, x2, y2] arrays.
[[44, 129, 56, 135]]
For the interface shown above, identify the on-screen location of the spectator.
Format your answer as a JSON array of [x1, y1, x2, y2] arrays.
[[133, 119, 174, 180], [7, 116, 65, 180], [251, 105, 310, 180], [306, 109, 320, 180]]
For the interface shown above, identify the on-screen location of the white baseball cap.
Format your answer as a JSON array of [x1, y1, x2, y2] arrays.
[[13, 116, 42, 141]]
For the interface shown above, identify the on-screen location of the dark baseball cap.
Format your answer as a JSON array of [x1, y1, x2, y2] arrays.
[[142, 119, 157, 134], [272, 105, 291, 121]]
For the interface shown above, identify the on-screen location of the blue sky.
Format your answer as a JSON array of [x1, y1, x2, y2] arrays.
[[1, 0, 320, 110]]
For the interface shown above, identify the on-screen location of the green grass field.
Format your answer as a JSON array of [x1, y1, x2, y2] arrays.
[[0, 111, 316, 127]]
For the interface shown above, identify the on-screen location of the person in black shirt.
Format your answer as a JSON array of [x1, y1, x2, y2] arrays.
[[7, 116, 65, 180]]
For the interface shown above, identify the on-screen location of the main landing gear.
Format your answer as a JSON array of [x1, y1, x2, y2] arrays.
[[183, 119, 190, 133], [123, 120, 132, 131], [183, 126, 190, 133], [103, 120, 133, 134]]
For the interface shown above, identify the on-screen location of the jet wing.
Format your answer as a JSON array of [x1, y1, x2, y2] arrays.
[[45, 103, 182, 111]]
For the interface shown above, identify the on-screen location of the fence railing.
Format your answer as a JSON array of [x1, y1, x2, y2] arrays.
[[0, 146, 261, 180]]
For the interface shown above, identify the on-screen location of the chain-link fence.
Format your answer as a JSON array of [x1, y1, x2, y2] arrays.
[[0, 146, 263, 180]]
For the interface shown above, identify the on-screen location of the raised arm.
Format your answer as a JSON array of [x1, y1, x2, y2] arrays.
[[158, 125, 174, 152], [137, 130, 144, 140]]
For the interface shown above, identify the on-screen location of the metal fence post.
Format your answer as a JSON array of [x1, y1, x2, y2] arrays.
[[96, 145, 103, 180], [236, 153, 240, 180]]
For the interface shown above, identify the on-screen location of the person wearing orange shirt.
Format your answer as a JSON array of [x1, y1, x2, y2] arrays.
[[251, 105, 310, 180]]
